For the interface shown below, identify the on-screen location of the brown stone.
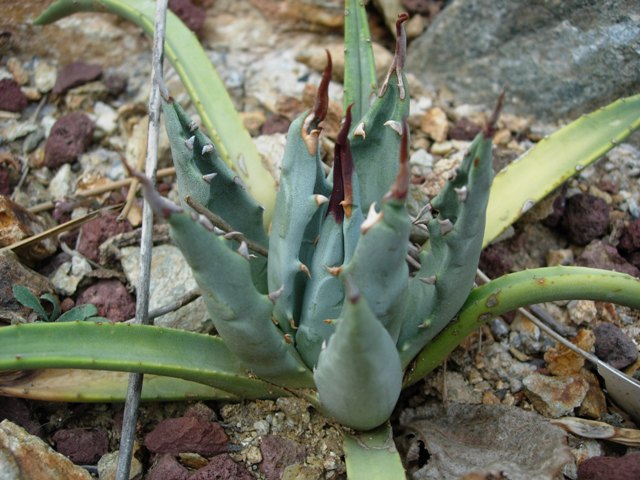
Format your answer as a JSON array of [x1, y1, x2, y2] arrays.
[[420, 107, 449, 142], [593, 322, 638, 369], [544, 329, 595, 376], [561, 193, 609, 246], [191, 453, 253, 480], [147, 454, 189, 480], [577, 452, 640, 480], [75, 280, 135, 322], [44, 112, 95, 168], [449, 117, 481, 141], [0, 78, 28, 112], [145, 416, 229, 456], [259, 435, 306, 480], [618, 219, 640, 254], [577, 369, 608, 419], [76, 211, 132, 262], [52, 428, 109, 464], [52, 62, 102, 96], [576, 240, 640, 278], [169, 0, 206, 35]]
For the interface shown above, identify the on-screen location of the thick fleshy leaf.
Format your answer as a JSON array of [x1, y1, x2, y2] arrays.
[[0, 322, 287, 399], [405, 266, 640, 386], [397, 123, 495, 366], [126, 168, 312, 387], [343, 423, 406, 480], [314, 282, 402, 431], [349, 14, 410, 213], [343, 0, 377, 123], [269, 59, 332, 334]]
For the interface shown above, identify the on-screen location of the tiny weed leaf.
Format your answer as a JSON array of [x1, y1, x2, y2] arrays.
[[39, 293, 61, 322], [57, 304, 100, 322], [12, 285, 48, 321]]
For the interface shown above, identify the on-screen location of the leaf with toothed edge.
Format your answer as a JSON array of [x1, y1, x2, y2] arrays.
[[343, 0, 378, 123], [395, 96, 502, 366], [295, 105, 363, 369], [126, 165, 312, 387], [170, 214, 312, 386], [268, 55, 332, 335], [349, 14, 410, 214], [339, 119, 411, 342], [163, 100, 269, 292]]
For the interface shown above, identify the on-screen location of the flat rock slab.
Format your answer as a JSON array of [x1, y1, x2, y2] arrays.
[[407, 0, 640, 121]]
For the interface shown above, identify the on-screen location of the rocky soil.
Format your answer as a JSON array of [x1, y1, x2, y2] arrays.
[[1, 1, 639, 479]]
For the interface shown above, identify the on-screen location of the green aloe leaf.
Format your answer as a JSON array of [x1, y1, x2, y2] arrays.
[[0, 369, 237, 402], [405, 266, 640, 386], [34, 0, 276, 225], [343, 0, 377, 122], [0, 322, 288, 399], [484, 94, 640, 245], [343, 423, 406, 480]]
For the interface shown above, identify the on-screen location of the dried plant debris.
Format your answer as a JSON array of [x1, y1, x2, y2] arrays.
[[398, 402, 572, 480], [552, 417, 640, 447]]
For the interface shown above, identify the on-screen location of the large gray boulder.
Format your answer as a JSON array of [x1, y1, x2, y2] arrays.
[[406, 0, 640, 121]]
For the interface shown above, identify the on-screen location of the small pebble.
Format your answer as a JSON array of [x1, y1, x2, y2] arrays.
[[449, 117, 481, 140], [53, 61, 102, 95], [52, 428, 108, 464], [169, 0, 206, 35], [593, 323, 638, 369], [567, 300, 597, 326], [577, 452, 640, 480], [246, 445, 263, 465], [618, 219, 640, 254], [6, 57, 28, 85], [191, 454, 253, 480], [546, 248, 574, 266], [576, 240, 640, 277], [260, 435, 306, 480], [34, 60, 57, 93], [561, 193, 610, 245], [75, 280, 136, 322], [420, 106, 449, 142], [98, 450, 142, 480], [145, 416, 228, 456], [489, 317, 510, 339], [523, 373, 589, 418], [0, 78, 28, 112], [44, 112, 95, 168], [410, 148, 434, 169], [147, 454, 189, 480], [430, 140, 454, 156]]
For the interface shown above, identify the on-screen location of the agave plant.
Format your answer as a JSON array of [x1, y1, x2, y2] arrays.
[[2, 0, 640, 477]]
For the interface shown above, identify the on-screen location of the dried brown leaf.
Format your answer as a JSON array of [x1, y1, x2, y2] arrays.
[[399, 402, 572, 480]]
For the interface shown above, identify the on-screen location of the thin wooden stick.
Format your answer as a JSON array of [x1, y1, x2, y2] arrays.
[[26, 167, 175, 214], [118, 116, 149, 221], [116, 1, 167, 478]]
